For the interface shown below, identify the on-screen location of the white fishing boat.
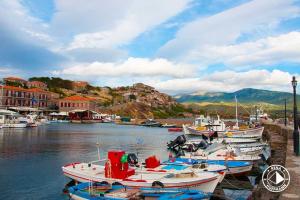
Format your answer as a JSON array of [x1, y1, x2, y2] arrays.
[[228, 142, 268, 149], [172, 158, 253, 175], [182, 147, 261, 162], [0, 109, 27, 128], [233, 146, 264, 156], [183, 124, 264, 139], [62, 150, 223, 193], [170, 134, 264, 156], [1, 123, 27, 128], [183, 97, 264, 139], [249, 107, 271, 122], [186, 138, 259, 145]]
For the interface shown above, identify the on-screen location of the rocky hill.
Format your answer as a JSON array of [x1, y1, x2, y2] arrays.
[[29, 77, 189, 118]]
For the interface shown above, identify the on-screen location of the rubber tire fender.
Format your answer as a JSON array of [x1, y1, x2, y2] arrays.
[[152, 181, 164, 188]]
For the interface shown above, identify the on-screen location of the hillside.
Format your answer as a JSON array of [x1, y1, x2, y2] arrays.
[[29, 77, 191, 119], [175, 88, 299, 105]]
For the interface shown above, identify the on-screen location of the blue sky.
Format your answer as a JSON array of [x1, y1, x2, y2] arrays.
[[0, 0, 300, 94]]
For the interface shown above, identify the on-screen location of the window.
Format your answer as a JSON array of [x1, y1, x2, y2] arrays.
[[64, 102, 67, 107], [61, 102, 64, 107], [68, 103, 71, 107]]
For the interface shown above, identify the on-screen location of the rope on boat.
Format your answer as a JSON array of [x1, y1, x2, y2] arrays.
[[222, 178, 246, 190], [106, 160, 112, 178]]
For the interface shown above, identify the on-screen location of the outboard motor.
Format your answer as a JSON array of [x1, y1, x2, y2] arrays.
[[167, 135, 187, 149], [209, 131, 218, 142], [201, 134, 209, 141], [197, 140, 208, 150], [127, 153, 139, 166], [183, 143, 198, 152]]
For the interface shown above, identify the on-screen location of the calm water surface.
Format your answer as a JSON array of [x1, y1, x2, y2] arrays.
[[0, 123, 179, 200]]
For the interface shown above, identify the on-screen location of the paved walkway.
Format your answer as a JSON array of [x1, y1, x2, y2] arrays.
[[280, 139, 300, 200]]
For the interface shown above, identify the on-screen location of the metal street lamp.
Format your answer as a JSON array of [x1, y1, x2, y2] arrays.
[[292, 76, 299, 156], [0, 78, 3, 108]]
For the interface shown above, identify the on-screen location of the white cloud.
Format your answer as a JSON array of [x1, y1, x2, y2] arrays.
[[65, 0, 190, 49], [0, 0, 54, 45], [151, 69, 299, 94], [187, 31, 300, 67], [52, 57, 196, 78], [158, 0, 300, 63]]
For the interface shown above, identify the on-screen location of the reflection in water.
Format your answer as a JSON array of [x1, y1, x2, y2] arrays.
[[0, 123, 179, 200], [0, 123, 253, 200]]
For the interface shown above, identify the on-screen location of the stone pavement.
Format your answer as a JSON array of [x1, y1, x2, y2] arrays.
[[280, 139, 300, 200]]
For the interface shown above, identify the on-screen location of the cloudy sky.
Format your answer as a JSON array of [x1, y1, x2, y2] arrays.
[[0, 0, 300, 94]]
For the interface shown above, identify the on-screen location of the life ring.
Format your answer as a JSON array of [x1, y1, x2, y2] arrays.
[[152, 181, 164, 188]]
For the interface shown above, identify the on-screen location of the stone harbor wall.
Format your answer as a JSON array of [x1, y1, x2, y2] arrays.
[[252, 123, 292, 200]]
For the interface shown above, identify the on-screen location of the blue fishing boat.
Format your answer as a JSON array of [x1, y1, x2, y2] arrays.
[[68, 182, 139, 200], [166, 158, 253, 175], [140, 187, 211, 199], [68, 182, 211, 200]]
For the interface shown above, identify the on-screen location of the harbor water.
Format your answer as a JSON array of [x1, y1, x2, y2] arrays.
[[0, 123, 253, 200]]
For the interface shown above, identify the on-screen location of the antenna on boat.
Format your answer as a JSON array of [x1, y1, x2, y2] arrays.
[[136, 138, 143, 157], [136, 138, 143, 180], [235, 95, 239, 127], [96, 137, 101, 161]]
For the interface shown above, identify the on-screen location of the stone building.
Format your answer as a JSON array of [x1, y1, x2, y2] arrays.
[[3, 77, 27, 87], [72, 81, 88, 92], [27, 81, 48, 90], [0, 85, 54, 108], [58, 95, 97, 112]]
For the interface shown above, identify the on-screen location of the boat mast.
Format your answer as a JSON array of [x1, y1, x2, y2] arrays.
[[235, 95, 238, 127], [96, 137, 100, 161]]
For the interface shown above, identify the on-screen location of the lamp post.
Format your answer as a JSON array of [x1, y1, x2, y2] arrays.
[[292, 76, 299, 156], [0, 79, 3, 109]]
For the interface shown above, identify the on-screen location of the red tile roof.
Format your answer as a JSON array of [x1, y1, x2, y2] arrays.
[[72, 81, 88, 87], [28, 81, 47, 85], [62, 95, 95, 101], [0, 85, 49, 93], [26, 88, 49, 93], [0, 85, 26, 91], [4, 77, 27, 82]]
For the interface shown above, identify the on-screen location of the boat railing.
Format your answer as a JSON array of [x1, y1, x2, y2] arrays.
[[88, 159, 107, 165]]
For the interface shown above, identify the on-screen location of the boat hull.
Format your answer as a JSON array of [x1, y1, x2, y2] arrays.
[[174, 158, 253, 175], [183, 125, 264, 139], [62, 163, 221, 193], [1, 123, 27, 128], [69, 183, 211, 200]]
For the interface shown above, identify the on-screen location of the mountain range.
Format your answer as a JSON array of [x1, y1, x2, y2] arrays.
[[175, 88, 299, 106]]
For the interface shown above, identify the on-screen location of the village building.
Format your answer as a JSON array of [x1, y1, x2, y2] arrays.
[[72, 81, 88, 92], [27, 81, 48, 90], [58, 95, 97, 112], [0, 86, 54, 109], [3, 77, 27, 87]]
